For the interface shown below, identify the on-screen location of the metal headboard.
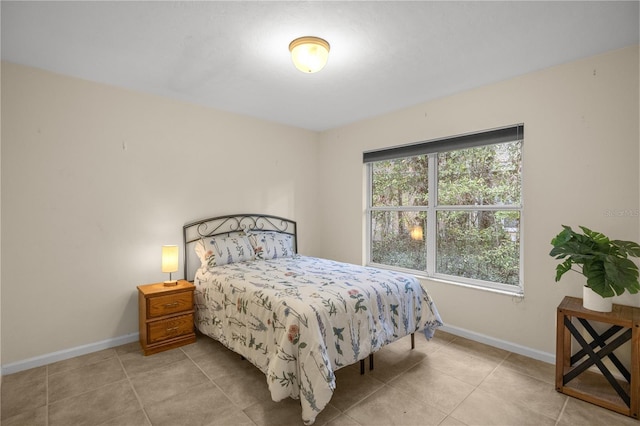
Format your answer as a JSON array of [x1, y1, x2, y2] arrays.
[[183, 213, 297, 282]]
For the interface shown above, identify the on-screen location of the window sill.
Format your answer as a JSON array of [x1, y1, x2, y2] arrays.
[[419, 275, 524, 298], [367, 262, 523, 298]]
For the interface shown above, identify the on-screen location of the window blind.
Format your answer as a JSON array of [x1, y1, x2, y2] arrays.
[[363, 124, 524, 163]]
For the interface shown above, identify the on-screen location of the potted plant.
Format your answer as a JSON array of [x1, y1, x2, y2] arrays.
[[549, 225, 640, 312]]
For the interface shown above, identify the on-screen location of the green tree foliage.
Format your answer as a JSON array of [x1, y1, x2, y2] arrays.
[[371, 142, 521, 286], [371, 155, 428, 270]]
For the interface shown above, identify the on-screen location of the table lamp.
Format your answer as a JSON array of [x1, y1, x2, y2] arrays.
[[162, 245, 179, 286]]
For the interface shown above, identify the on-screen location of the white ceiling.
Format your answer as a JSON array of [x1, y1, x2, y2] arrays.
[[2, 1, 639, 131]]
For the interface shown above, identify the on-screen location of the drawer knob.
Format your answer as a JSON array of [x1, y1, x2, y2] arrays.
[[164, 302, 179, 308], [166, 327, 179, 333]]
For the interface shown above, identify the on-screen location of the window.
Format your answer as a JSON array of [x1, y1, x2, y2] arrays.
[[365, 125, 523, 294]]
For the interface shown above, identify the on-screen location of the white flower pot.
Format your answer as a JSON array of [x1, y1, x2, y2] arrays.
[[582, 286, 612, 312]]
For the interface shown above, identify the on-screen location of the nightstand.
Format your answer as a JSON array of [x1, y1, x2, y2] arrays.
[[137, 280, 196, 355], [556, 296, 639, 418]]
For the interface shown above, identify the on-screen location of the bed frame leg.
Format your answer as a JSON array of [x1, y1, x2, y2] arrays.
[[411, 333, 415, 349], [360, 359, 365, 375], [369, 353, 374, 371]]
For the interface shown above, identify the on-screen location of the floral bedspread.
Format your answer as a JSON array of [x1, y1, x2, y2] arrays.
[[193, 255, 442, 425]]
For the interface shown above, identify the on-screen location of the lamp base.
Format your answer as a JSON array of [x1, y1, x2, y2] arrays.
[[163, 280, 178, 287]]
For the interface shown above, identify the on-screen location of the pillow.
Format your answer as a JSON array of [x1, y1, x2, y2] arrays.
[[248, 231, 295, 260], [194, 231, 247, 264], [194, 239, 205, 264], [197, 233, 255, 267]]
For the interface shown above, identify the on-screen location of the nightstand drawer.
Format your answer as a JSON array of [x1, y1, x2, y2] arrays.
[[148, 292, 193, 318], [147, 313, 194, 343]]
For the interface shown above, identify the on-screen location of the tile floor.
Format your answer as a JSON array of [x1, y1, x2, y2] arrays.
[[2, 330, 638, 426]]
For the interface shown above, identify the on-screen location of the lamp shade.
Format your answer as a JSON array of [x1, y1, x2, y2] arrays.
[[289, 36, 330, 73], [161, 245, 179, 273]]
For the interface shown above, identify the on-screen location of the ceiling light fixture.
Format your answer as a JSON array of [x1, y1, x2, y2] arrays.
[[289, 36, 330, 73]]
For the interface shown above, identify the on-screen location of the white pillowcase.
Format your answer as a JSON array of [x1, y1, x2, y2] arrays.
[[248, 231, 295, 260]]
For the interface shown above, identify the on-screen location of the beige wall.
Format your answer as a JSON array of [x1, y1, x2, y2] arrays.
[[317, 45, 640, 357], [0, 58, 3, 385], [1, 44, 639, 369], [0, 62, 320, 365]]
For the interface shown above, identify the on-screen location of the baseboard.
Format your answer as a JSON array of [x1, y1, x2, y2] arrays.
[[1, 332, 140, 376], [439, 324, 555, 365]]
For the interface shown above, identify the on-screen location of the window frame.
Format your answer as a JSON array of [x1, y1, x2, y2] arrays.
[[365, 125, 524, 295]]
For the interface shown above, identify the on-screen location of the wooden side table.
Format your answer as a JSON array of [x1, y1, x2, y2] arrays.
[[556, 296, 639, 418], [138, 280, 196, 355]]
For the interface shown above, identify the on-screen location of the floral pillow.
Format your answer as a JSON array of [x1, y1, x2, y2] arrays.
[[196, 234, 255, 267], [248, 231, 295, 260]]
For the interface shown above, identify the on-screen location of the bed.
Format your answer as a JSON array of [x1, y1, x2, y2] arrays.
[[183, 213, 442, 425]]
